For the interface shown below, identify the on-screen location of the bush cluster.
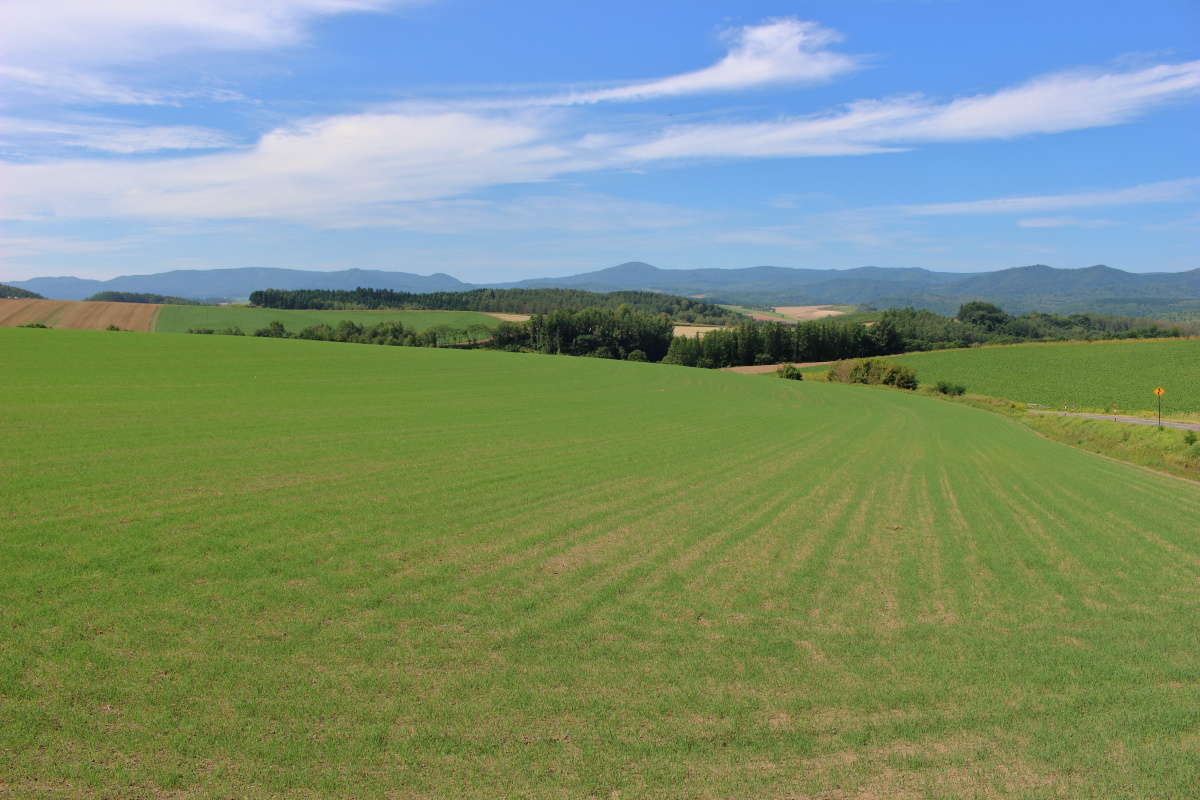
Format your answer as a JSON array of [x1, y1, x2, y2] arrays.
[[776, 364, 804, 380], [935, 380, 967, 396], [188, 327, 245, 336], [826, 358, 919, 390]]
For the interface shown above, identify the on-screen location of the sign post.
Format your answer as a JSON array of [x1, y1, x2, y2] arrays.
[[1154, 387, 1165, 428]]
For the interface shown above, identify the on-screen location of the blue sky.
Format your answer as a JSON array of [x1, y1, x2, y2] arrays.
[[1, 0, 1197, 282]]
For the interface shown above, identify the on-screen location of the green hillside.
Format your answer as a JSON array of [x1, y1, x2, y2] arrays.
[[155, 304, 500, 335], [4, 328, 1200, 797], [887, 338, 1200, 413]]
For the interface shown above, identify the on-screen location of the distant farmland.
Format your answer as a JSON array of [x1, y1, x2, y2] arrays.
[[154, 304, 501, 335], [4, 327, 1200, 798], [0, 298, 161, 331], [887, 338, 1200, 413]]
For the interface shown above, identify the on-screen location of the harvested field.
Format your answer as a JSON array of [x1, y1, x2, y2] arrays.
[[673, 323, 728, 338], [0, 298, 160, 331], [775, 305, 847, 321], [482, 312, 532, 323], [4, 328, 1200, 797]]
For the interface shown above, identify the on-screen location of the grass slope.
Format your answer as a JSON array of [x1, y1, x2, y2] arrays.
[[155, 304, 499, 335], [888, 338, 1200, 413], [3, 329, 1200, 798]]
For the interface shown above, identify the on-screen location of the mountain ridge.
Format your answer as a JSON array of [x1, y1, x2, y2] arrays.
[[9, 261, 1200, 315]]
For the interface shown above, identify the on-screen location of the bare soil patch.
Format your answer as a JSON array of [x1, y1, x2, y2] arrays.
[[774, 305, 847, 322], [722, 360, 836, 374], [482, 312, 531, 323], [0, 299, 160, 332]]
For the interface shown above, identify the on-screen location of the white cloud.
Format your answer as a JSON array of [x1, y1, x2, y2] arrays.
[[0, 117, 237, 153], [1, 0, 407, 68], [902, 177, 1200, 215], [0, 112, 607, 224], [625, 61, 1200, 160], [1016, 217, 1122, 229], [556, 19, 860, 104]]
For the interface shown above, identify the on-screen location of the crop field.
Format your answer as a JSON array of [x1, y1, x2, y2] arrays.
[[0, 298, 161, 331], [4, 328, 1200, 798], [154, 304, 500, 335], [886, 338, 1200, 414]]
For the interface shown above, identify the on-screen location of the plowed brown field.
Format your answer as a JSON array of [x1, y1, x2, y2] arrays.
[[0, 299, 161, 332], [774, 305, 846, 321]]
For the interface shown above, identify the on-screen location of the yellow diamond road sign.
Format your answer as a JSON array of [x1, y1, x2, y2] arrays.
[[1154, 387, 1165, 396]]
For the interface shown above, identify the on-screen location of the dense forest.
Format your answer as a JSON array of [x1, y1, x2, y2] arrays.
[[1, 284, 43, 299], [248, 287, 738, 324], [492, 307, 675, 361], [86, 291, 202, 305]]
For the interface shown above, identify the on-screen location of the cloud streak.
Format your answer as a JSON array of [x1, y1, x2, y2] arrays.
[[556, 19, 860, 104], [625, 61, 1200, 160], [2, 0, 410, 68], [902, 177, 1200, 216]]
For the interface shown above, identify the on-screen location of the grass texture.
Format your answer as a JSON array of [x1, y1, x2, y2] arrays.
[[3, 328, 1200, 798], [886, 338, 1200, 413], [154, 304, 499, 335]]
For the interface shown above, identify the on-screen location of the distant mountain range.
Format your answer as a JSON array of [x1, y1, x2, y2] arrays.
[[10, 262, 1200, 316]]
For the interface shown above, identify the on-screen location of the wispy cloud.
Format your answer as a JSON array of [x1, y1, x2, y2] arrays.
[[625, 61, 1200, 160], [0, 117, 238, 154], [2, 0, 411, 68], [0, 66, 248, 107], [1016, 216, 1122, 229], [553, 19, 860, 104], [0, 111, 606, 223], [902, 177, 1200, 215]]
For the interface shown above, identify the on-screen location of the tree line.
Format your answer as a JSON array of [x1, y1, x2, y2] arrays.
[[664, 302, 1184, 369], [190, 318, 486, 347], [248, 287, 738, 324], [86, 291, 203, 305], [492, 306, 674, 361], [1, 284, 43, 299]]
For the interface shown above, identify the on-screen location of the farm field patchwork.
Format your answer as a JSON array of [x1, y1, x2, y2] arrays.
[[3, 328, 1200, 797], [154, 304, 501, 335], [886, 338, 1200, 414]]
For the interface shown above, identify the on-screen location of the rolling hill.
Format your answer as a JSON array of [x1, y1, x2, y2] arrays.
[[4, 327, 1200, 797]]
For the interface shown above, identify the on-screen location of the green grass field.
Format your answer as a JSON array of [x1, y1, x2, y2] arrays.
[[154, 304, 500, 335], [886, 338, 1200, 414], [4, 328, 1200, 798]]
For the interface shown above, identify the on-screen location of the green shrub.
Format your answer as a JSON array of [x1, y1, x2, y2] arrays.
[[254, 321, 292, 338], [1185, 431, 1197, 446], [626, 349, 647, 362], [775, 364, 803, 380], [826, 358, 917, 390], [935, 380, 967, 396], [17, 321, 50, 329], [187, 327, 216, 335], [105, 324, 125, 332]]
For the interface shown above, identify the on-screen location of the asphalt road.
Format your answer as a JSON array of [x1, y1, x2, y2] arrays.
[[1029, 410, 1200, 432]]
